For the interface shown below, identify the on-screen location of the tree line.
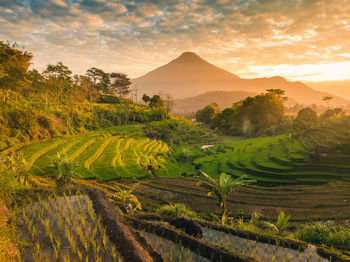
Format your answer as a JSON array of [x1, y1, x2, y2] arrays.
[[196, 89, 344, 137], [0, 41, 167, 150]]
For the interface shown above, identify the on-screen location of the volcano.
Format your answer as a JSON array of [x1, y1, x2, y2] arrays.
[[132, 52, 348, 108]]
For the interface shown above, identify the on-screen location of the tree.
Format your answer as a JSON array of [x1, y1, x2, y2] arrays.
[[142, 94, 151, 105], [213, 107, 240, 135], [196, 103, 218, 125], [149, 95, 166, 110], [241, 93, 284, 136], [293, 107, 318, 130], [86, 67, 110, 92], [165, 94, 174, 114], [320, 108, 344, 121], [197, 171, 255, 223], [43, 62, 73, 107], [322, 96, 333, 108], [266, 88, 288, 101], [86, 67, 110, 111], [0, 41, 32, 93], [110, 72, 131, 97]]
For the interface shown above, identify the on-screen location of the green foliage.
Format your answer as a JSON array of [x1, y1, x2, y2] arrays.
[[156, 203, 198, 219], [262, 211, 291, 234], [143, 117, 208, 145], [0, 41, 32, 92], [3, 152, 30, 184], [293, 107, 318, 131], [0, 43, 168, 151], [320, 108, 344, 121], [52, 152, 79, 187], [212, 91, 285, 136], [297, 221, 350, 249], [296, 222, 331, 245], [109, 72, 131, 97], [197, 171, 255, 222], [149, 95, 165, 111], [196, 103, 218, 125], [0, 162, 20, 200], [97, 93, 120, 104], [113, 184, 142, 214]]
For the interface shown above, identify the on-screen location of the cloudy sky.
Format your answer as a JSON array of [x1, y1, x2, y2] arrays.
[[1, 0, 349, 81]]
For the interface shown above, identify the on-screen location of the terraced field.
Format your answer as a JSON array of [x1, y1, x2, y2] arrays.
[[136, 178, 350, 222], [0, 125, 195, 180], [193, 130, 350, 184]]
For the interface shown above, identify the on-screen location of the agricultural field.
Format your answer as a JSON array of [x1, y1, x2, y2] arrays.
[[192, 127, 350, 184], [0, 124, 195, 181], [135, 178, 350, 222]]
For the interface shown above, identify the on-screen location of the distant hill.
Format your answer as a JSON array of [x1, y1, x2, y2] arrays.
[[306, 80, 350, 101], [173, 90, 298, 113], [174, 91, 256, 113], [133, 52, 349, 108]]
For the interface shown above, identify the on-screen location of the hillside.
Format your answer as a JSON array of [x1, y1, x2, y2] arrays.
[[306, 80, 350, 101], [173, 90, 298, 113], [174, 90, 257, 113], [133, 52, 349, 107]]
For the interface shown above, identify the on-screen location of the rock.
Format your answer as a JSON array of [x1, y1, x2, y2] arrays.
[[170, 214, 203, 238]]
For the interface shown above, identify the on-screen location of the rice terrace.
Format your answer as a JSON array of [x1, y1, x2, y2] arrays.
[[2, 1, 350, 261]]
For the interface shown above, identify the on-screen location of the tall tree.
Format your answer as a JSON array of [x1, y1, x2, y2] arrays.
[[86, 67, 110, 92], [322, 96, 333, 108], [293, 107, 318, 131], [110, 72, 131, 97], [241, 93, 284, 136], [266, 88, 288, 101], [0, 41, 32, 94], [149, 95, 166, 110], [43, 62, 72, 107], [142, 94, 151, 105], [165, 94, 174, 114], [196, 103, 218, 125], [86, 67, 110, 112]]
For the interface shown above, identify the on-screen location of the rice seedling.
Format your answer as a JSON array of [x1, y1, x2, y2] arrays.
[[32, 242, 42, 262]]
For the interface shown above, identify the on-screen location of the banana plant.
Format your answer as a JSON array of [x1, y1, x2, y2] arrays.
[[113, 184, 142, 214], [263, 211, 291, 234], [52, 151, 79, 187], [197, 170, 256, 223], [4, 152, 30, 184]]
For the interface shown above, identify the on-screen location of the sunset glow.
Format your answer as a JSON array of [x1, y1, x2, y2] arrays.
[[0, 0, 349, 81]]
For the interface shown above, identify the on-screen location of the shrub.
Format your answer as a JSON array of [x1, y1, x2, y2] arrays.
[[156, 203, 198, 219], [296, 222, 331, 244], [52, 152, 79, 187]]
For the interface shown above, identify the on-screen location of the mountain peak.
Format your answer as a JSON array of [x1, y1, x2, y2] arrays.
[[174, 51, 205, 63]]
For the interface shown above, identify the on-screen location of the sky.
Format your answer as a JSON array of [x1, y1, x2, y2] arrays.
[[0, 0, 350, 81]]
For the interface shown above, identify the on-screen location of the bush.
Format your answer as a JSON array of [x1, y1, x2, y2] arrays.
[[296, 222, 331, 244], [156, 203, 199, 219], [143, 118, 207, 145], [98, 93, 120, 104]]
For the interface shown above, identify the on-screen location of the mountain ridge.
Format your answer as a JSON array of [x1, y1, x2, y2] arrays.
[[132, 52, 349, 107]]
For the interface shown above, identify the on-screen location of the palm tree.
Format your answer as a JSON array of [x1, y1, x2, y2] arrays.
[[197, 171, 255, 222]]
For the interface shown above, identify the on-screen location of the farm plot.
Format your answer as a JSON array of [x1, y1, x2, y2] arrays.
[[194, 135, 350, 185], [4, 125, 194, 180], [16, 192, 122, 261], [203, 228, 327, 262]]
